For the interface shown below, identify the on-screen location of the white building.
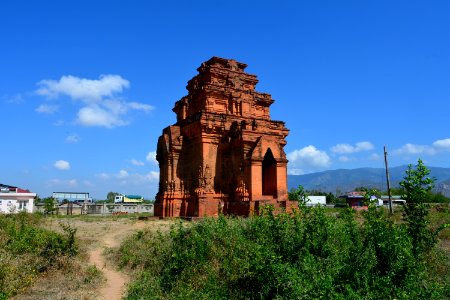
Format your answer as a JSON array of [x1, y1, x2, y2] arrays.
[[306, 196, 326, 206], [0, 184, 36, 213]]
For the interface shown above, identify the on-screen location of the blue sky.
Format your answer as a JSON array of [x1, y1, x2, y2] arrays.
[[1, 1, 449, 199]]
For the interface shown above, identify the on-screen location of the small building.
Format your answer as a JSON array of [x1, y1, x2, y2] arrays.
[[306, 196, 326, 206], [339, 191, 367, 210], [0, 184, 36, 213], [380, 195, 406, 206], [52, 192, 92, 203], [340, 191, 383, 209]]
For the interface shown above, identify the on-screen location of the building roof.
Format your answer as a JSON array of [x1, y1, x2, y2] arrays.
[[125, 195, 143, 199], [0, 184, 31, 193], [339, 191, 366, 199]]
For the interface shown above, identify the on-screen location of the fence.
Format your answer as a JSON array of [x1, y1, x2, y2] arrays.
[[35, 203, 154, 215]]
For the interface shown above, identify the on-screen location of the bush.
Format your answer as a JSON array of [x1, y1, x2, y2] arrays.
[[118, 205, 448, 299], [0, 213, 78, 298]]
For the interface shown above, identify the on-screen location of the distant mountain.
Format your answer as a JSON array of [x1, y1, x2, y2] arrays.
[[435, 180, 450, 197], [288, 166, 450, 197]]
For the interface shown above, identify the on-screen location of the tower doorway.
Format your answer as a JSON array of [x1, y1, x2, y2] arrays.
[[262, 148, 277, 197]]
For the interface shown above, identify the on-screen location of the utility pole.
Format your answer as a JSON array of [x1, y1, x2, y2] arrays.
[[384, 146, 393, 214]]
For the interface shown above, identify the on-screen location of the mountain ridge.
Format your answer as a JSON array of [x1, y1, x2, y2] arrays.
[[288, 165, 450, 197]]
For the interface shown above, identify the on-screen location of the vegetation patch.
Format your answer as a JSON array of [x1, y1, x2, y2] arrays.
[[117, 161, 449, 299], [117, 205, 448, 299], [0, 213, 81, 299]]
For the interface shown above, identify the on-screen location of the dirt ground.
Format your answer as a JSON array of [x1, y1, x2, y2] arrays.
[[13, 216, 172, 300]]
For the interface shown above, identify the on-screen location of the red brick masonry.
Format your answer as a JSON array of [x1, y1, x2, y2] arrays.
[[154, 57, 293, 217]]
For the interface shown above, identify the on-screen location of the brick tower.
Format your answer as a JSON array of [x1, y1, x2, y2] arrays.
[[154, 57, 291, 217]]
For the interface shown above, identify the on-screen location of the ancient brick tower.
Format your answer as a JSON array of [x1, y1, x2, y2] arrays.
[[154, 57, 291, 217]]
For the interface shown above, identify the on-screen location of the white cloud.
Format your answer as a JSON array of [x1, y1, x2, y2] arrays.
[[331, 141, 374, 154], [117, 169, 129, 179], [65, 134, 80, 143], [369, 153, 381, 161], [96, 170, 159, 184], [146, 151, 158, 165], [47, 178, 77, 187], [392, 143, 436, 155], [432, 138, 450, 151], [287, 168, 304, 175], [77, 104, 128, 128], [54, 160, 70, 170], [146, 171, 160, 181], [36, 74, 153, 128], [393, 138, 450, 156], [36, 74, 129, 102], [330, 144, 353, 154], [124, 171, 159, 184], [130, 159, 145, 166], [287, 145, 330, 169], [338, 156, 351, 162], [127, 102, 154, 112], [96, 173, 110, 180], [36, 104, 59, 114], [68, 179, 77, 187]]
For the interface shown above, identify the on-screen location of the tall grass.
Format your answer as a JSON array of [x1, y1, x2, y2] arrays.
[[118, 205, 449, 299], [0, 213, 78, 299]]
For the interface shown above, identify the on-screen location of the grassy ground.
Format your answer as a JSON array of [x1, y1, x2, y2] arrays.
[[0, 213, 103, 300]]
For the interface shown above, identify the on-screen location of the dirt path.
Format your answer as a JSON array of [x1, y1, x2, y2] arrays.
[[88, 220, 146, 300], [14, 217, 170, 300]]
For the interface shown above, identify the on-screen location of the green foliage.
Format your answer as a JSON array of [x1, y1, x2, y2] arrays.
[[107, 191, 119, 203], [427, 192, 450, 203], [43, 197, 57, 215], [118, 207, 448, 299], [363, 188, 381, 207], [388, 187, 404, 196], [400, 159, 438, 256], [0, 213, 78, 298], [142, 199, 155, 204], [386, 187, 450, 204], [288, 185, 308, 203]]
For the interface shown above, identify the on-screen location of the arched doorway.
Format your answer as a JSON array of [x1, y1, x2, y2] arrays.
[[262, 148, 277, 197]]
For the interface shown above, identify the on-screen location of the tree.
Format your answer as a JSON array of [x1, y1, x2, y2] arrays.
[[106, 192, 119, 203], [288, 185, 309, 204], [33, 195, 41, 206], [43, 197, 57, 215], [428, 192, 450, 203], [399, 159, 436, 255]]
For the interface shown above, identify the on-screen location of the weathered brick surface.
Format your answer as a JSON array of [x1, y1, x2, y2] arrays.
[[154, 57, 292, 217]]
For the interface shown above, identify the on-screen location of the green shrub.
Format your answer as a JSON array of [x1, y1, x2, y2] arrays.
[[0, 213, 78, 298], [118, 205, 448, 299], [84, 265, 102, 284]]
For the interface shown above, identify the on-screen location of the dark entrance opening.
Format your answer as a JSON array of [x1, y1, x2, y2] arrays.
[[262, 148, 277, 197]]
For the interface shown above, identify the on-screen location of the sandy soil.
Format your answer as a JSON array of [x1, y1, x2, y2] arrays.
[[87, 221, 140, 300]]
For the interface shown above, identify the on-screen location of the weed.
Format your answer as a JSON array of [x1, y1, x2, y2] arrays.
[[84, 265, 102, 284]]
